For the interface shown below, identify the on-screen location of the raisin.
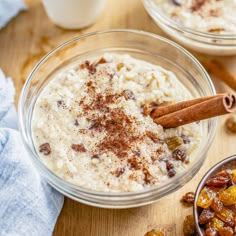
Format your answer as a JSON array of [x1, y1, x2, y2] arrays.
[[218, 226, 234, 236], [216, 207, 235, 223], [166, 161, 174, 171], [219, 186, 236, 205], [166, 136, 183, 150], [57, 99, 65, 107], [166, 161, 176, 177], [231, 169, 236, 183], [225, 116, 236, 133], [206, 172, 232, 188], [181, 192, 195, 205], [143, 168, 153, 184], [168, 169, 176, 177], [96, 57, 107, 64], [39, 143, 51, 155], [74, 119, 79, 126], [80, 60, 96, 74], [197, 187, 214, 208], [171, 0, 183, 6], [205, 227, 218, 236], [144, 229, 164, 236], [224, 221, 234, 228], [114, 167, 125, 177], [71, 144, 87, 152], [91, 154, 99, 159], [172, 149, 186, 162], [211, 198, 223, 213], [207, 217, 224, 231], [181, 135, 191, 144], [199, 208, 215, 224], [121, 89, 136, 100], [183, 215, 196, 236], [116, 63, 124, 71]]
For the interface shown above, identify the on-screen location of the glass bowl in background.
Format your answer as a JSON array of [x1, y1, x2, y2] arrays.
[[193, 155, 236, 235], [18, 29, 217, 208], [143, 0, 236, 56]]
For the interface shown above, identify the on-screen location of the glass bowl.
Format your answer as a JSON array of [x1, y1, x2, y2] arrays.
[[143, 0, 236, 56], [18, 29, 217, 208], [193, 155, 236, 235]]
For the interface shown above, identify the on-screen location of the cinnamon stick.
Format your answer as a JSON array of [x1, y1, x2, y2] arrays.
[[201, 60, 236, 91], [151, 93, 236, 128]]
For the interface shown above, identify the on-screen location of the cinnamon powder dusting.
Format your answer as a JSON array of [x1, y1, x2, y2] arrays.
[[81, 78, 143, 159]]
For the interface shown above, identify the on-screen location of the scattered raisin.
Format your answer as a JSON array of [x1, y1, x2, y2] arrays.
[[166, 161, 174, 171], [225, 116, 236, 133], [143, 168, 153, 184], [91, 154, 99, 159], [39, 143, 51, 155], [116, 63, 124, 71], [172, 149, 186, 162], [183, 215, 196, 236], [166, 136, 183, 150], [144, 229, 164, 236], [181, 192, 195, 205], [115, 167, 125, 177], [96, 57, 107, 64], [208, 28, 225, 33], [121, 89, 136, 100], [74, 119, 79, 126], [171, 0, 183, 6], [71, 144, 87, 152], [80, 60, 97, 74], [57, 99, 65, 107], [181, 135, 191, 144], [166, 161, 176, 177]]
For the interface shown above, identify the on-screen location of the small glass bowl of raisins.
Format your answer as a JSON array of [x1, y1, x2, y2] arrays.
[[193, 155, 236, 235]]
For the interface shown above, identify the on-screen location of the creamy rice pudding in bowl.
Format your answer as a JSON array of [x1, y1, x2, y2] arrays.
[[18, 29, 217, 208], [143, 0, 236, 55]]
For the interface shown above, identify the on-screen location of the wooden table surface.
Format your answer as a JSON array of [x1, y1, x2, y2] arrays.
[[0, 0, 235, 235]]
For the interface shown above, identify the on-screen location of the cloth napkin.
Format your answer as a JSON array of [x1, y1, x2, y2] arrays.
[[0, 0, 26, 29], [0, 69, 64, 236]]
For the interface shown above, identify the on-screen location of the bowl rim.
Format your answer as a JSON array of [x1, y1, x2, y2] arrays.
[[143, 0, 236, 40], [193, 154, 236, 235], [18, 29, 218, 199]]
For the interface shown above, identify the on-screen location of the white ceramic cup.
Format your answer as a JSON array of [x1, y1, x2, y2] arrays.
[[42, 0, 105, 29]]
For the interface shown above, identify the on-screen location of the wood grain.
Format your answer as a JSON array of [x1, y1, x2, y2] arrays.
[[0, 0, 235, 235]]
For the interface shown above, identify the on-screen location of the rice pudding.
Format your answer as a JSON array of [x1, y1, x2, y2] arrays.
[[31, 53, 201, 192], [160, 0, 236, 34]]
